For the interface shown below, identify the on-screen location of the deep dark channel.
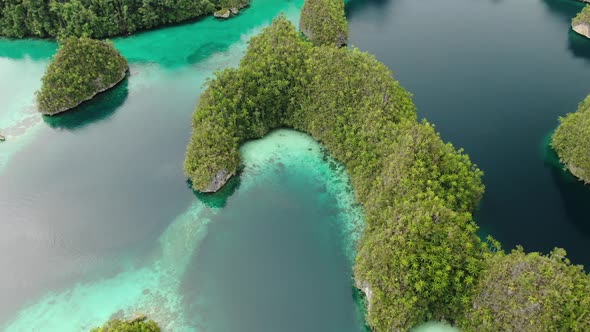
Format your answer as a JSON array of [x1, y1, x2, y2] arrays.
[[347, 0, 590, 267]]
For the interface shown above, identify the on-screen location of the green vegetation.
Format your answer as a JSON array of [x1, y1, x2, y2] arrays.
[[185, 14, 485, 330], [185, 1, 590, 330], [552, 94, 590, 184], [461, 247, 590, 331], [90, 316, 159, 332], [299, 0, 347, 47], [37, 37, 128, 115], [573, 5, 590, 27], [0, 0, 247, 39]]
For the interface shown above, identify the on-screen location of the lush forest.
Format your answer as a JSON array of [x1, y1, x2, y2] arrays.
[[461, 247, 590, 331], [37, 37, 128, 115], [300, 0, 347, 47], [184, 2, 590, 330], [90, 317, 159, 332], [552, 94, 590, 184], [0, 0, 246, 39]]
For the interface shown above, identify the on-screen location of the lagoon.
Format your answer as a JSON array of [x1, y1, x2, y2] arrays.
[[1, 0, 589, 330]]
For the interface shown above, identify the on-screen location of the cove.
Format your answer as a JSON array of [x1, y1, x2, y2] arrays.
[[346, 0, 590, 267], [2, 129, 367, 331], [0, 0, 331, 328], [2, 0, 590, 331]]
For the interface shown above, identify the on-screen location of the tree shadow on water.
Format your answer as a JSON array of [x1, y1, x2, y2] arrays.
[[42, 77, 129, 131], [186, 41, 228, 64], [539, 0, 584, 24], [345, 0, 391, 20], [567, 30, 590, 63], [544, 143, 590, 238]]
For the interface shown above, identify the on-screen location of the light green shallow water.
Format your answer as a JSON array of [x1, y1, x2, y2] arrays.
[[0, 0, 301, 171], [412, 322, 460, 332]]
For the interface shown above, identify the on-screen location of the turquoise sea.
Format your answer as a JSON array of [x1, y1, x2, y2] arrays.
[[2, 0, 588, 331]]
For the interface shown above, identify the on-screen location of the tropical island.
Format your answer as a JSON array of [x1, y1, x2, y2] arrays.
[[36, 37, 128, 115], [573, 5, 590, 39], [184, 0, 590, 331], [0, 0, 249, 39], [552, 94, 590, 184]]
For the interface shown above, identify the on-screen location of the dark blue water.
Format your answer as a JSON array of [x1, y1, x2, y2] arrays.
[[347, 0, 590, 267]]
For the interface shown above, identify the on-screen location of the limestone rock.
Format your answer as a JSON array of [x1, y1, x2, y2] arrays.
[[214, 9, 230, 19], [356, 279, 373, 311], [573, 23, 590, 39], [204, 169, 234, 192]]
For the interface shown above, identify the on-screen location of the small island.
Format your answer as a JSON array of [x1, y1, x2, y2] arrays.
[[90, 316, 159, 332], [36, 37, 128, 116], [552, 94, 590, 184], [573, 6, 590, 39]]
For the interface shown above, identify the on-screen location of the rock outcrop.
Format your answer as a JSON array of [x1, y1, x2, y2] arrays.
[[214, 2, 248, 19], [355, 279, 373, 311], [214, 9, 230, 18], [572, 5, 590, 39], [573, 23, 590, 39], [204, 169, 235, 193]]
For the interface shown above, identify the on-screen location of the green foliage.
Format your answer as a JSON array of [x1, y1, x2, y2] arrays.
[[184, 15, 486, 330], [37, 37, 128, 115], [552, 94, 590, 184], [299, 0, 347, 47], [184, 6, 590, 332], [184, 16, 311, 190], [573, 5, 590, 27], [355, 198, 485, 331], [0, 0, 239, 39], [90, 317, 160, 332], [460, 248, 590, 332]]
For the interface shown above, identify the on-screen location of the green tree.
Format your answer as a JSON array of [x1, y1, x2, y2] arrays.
[[0, 0, 243, 39], [90, 317, 160, 332], [36, 36, 128, 115], [460, 248, 590, 332], [299, 0, 347, 47]]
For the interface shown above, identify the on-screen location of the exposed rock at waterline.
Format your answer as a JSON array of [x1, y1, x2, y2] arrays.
[[573, 23, 590, 39], [214, 9, 230, 19], [214, 2, 248, 19], [204, 169, 234, 193], [355, 279, 373, 311]]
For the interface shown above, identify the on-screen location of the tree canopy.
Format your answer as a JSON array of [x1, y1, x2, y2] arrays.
[[460, 247, 590, 331], [36, 37, 128, 115], [573, 5, 590, 27], [90, 317, 160, 332], [0, 0, 246, 39], [299, 0, 348, 47], [185, 14, 486, 330], [552, 94, 590, 184], [184, 0, 590, 330]]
